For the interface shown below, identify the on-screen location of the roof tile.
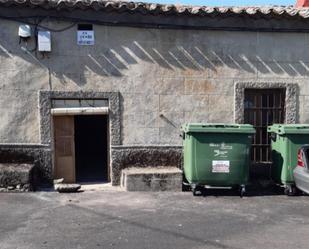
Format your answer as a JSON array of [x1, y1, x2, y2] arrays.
[[0, 0, 308, 19]]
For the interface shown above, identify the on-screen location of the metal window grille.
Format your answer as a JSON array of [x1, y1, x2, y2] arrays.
[[244, 89, 285, 163]]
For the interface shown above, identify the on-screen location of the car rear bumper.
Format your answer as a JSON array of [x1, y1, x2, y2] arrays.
[[293, 167, 309, 194]]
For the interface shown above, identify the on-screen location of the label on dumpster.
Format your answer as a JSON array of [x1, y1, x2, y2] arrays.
[[214, 150, 228, 158], [212, 161, 230, 173], [210, 143, 233, 150]]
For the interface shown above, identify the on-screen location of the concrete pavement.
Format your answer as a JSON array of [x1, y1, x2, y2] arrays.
[[1, 189, 309, 249]]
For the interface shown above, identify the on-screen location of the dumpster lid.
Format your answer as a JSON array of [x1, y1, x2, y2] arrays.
[[182, 123, 255, 134], [267, 124, 309, 134]]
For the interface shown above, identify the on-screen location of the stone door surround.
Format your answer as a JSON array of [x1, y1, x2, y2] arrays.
[[234, 82, 297, 124]]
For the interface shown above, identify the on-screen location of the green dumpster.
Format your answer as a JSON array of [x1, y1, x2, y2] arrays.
[[182, 123, 255, 196], [268, 124, 309, 195]]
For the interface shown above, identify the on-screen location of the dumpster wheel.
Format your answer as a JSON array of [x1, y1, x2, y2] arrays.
[[284, 185, 297, 196], [191, 184, 203, 196], [240, 185, 246, 198]]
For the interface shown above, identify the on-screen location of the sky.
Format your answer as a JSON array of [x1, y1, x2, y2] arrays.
[[134, 0, 295, 6]]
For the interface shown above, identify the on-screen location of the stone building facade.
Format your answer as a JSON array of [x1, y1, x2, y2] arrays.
[[0, 0, 308, 185]]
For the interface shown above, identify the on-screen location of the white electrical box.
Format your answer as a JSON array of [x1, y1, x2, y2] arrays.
[[18, 24, 31, 38], [38, 31, 51, 52]]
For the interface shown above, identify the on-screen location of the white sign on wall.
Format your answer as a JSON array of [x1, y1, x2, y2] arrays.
[[77, 30, 94, 45]]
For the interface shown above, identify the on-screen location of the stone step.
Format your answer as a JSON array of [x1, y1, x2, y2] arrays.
[[121, 167, 182, 192], [54, 183, 81, 193]]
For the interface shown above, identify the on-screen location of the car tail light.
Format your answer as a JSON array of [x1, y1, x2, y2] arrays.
[[298, 149, 304, 167]]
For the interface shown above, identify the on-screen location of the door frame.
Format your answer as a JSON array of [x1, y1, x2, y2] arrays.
[[39, 91, 121, 184], [234, 82, 297, 125]]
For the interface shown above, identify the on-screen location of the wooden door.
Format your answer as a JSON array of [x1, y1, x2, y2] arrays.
[[53, 116, 76, 183]]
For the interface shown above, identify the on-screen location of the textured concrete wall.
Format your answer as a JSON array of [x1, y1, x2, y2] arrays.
[[0, 19, 307, 145], [111, 146, 182, 185], [0, 144, 52, 182]]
